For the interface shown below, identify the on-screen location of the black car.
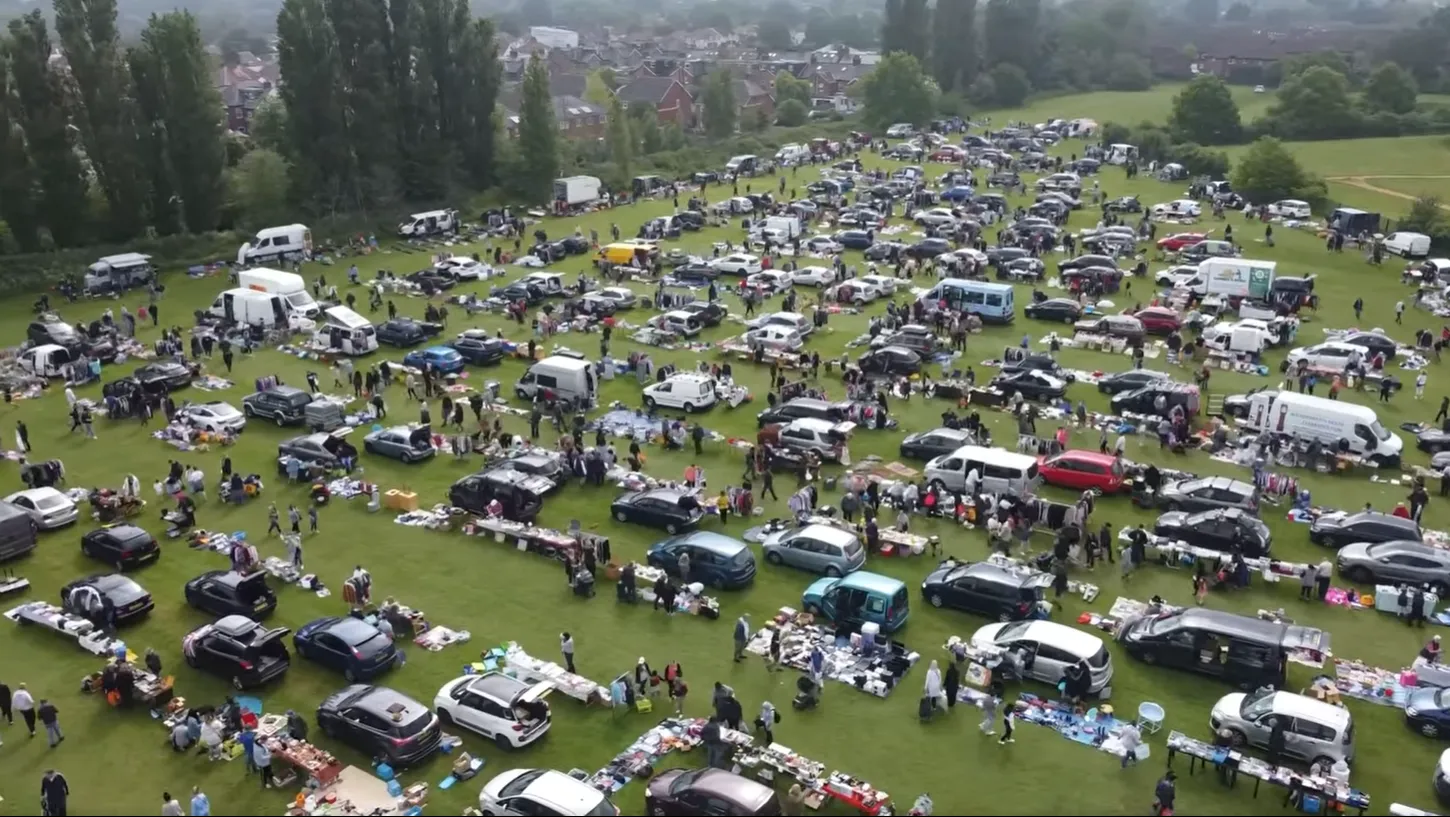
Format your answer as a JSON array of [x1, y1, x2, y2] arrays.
[[502, 451, 566, 487], [448, 334, 507, 365], [692, 171, 719, 184], [1024, 298, 1083, 323], [27, 317, 84, 349], [500, 282, 548, 305], [1339, 330, 1398, 361], [278, 433, 344, 469], [1059, 254, 1118, 273], [1096, 369, 1170, 395], [1419, 428, 1450, 453], [907, 238, 952, 259], [988, 170, 1021, 187], [611, 487, 704, 534], [61, 573, 153, 626], [294, 616, 400, 682], [1110, 382, 1198, 417], [671, 264, 720, 286], [1154, 508, 1270, 557], [184, 569, 278, 619], [405, 269, 457, 291], [676, 210, 705, 230], [182, 615, 291, 690], [834, 230, 875, 250], [1104, 196, 1142, 213], [989, 369, 1068, 401], [80, 524, 160, 570], [869, 324, 940, 357], [449, 469, 544, 521], [1002, 351, 1070, 379], [242, 386, 313, 426], [864, 241, 908, 261], [858, 346, 922, 376], [921, 560, 1051, 621], [756, 398, 851, 428], [900, 427, 973, 461], [1309, 510, 1422, 548], [678, 301, 727, 327], [1001, 257, 1046, 280], [987, 246, 1031, 266], [132, 360, 196, 392], [376, 318, 442, 347], [316, 685, 441, 767]]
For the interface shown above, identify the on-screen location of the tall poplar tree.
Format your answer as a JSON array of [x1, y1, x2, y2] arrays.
[[515, 53, 558, 202]]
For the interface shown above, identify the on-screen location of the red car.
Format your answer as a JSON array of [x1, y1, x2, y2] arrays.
[[1037, 450, 1129, 494], [1156, 233, 1207, 252], [929, 147, 965, 163], [1134, 306, 1182, 335]]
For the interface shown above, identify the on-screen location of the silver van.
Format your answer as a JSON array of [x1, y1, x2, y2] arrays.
[[1209, 688, 1355, 767], [970, 620, 1114, 694], [514, 354, 597, 407], [761, 523, 867, 576], [925, 445, 1040, 496], [777, 418, 852, 463]]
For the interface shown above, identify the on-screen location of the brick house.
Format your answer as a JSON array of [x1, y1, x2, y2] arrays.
[[501, 93, 606, 140], [732, 79, 774, 120], [808, 63, 870, 97], [615, 75, 694, 126]]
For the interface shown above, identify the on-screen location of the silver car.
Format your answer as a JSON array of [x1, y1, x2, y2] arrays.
[[1336, 540, 1450, 592], [761, 524, 866, 576], [1157, 477, 1260, 514], [1209, 689, 1355, 767], [970, 620, 1114, 694]]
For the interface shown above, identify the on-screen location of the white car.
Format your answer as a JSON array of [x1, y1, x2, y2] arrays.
[[859, 274, 898, 295], [748, 310, 813, 337], [479, 768, 617, 816], [1151, 199, 1202, 218], [744, 325, 804, 352], [709, 253, 762, 276], [436, 256, 490, 280], [915, 209, 958, 229], [885, 123, 916, 138], [177, 401, 247, 433], [586, 286, 637, 310], [803, 235, 842, 255], [1267, 199, 1312, 220], [745, 270, 793, 293], [648, 311, 704, 338], [828, 279, 885, 305], [643, 373, 719, 412], [1037, 172, 1081, 192], [1286, 341, 1363, 372], [792, 266, 837, 287], [4, 487, 78, 529], [1153, 265, 1200, 286], [435, 672, 552, 750]]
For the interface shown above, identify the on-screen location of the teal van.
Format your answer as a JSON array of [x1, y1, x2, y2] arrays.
[[801, 571, 909, 633]]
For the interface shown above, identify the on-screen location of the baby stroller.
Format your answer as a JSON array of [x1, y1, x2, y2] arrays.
[[792, 676, 820, 711]]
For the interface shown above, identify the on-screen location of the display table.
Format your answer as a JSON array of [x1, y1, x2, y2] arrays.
[[1166, 730, 1369, 815], [257, 713, 343, 787], [492, 642, 609, 705], [4, 601, 123, 655]]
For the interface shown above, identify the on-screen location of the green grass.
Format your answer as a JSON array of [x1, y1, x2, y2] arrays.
[[988, 83, 1275, 128], [3, 132, 1450, 817]]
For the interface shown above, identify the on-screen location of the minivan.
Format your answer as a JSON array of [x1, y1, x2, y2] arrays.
[[761, 523, 866, 576], [515, 354, 598, 408], [647, 532, 757, 590], [1118, 608, 1330, 688], [971, 619, 1114, 694], [1210, 688, 1355, 767], [0, 502, 39, 561], [925, 445, 1040, 496], [802, 571, 909, 633]]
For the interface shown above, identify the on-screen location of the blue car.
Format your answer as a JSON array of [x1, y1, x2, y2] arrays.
[[646, 532, 756, 590], [1408, 687, 1450, 739], [293, 616, 400, 682], [941, 185, 975, 203], [402, 345, 465, 375]]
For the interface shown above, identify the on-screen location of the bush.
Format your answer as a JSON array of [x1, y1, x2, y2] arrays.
[[0, 231, 242, 296]]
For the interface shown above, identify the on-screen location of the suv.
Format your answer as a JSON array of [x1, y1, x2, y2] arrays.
[[921, 560, 1051, 621], [1310, 510, 1422, 548], [869, 324, 940, 357], [242, 386, 314, 426], [434, 672, 552, 750], [1156, 477, 1260, 514], [317, 685, 442, 767], [774, 417, 850, 462], [756, 398, 851, 428], [450, 469, 545, 521], [184, 570, 277, 619], [1210, 688, 1355, 768], [182, 615, 291, 690]]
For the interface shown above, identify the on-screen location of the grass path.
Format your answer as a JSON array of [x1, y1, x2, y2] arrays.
[[1326, 175, 1450, 206]]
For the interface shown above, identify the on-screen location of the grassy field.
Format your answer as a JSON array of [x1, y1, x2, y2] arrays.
[[2, 123, 1450, 817]]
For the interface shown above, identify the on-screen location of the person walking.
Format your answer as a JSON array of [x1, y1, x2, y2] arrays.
[[1299, 563, 1317, 601], [1317, 558, 1333, 600], [1439, 396, 1450, 424], [1118, 721, 1142, 768], [308, 504, 319, 534], [41, 769, 69, 817], [288, 504, 301, 534], [0, 678, 11, 724], [733, 613, 750, 662], [16, 420, 30, 453], [161, 792, 184, 817], [761, 469, 778, 501], [37, 698, 61, 747], [1153, 771, 1177, 816], [190, 788, 211, 817], [979, 689, 999, 735], [14, 682, 36, 736], [238, 725, 256, 774], [670, 676, 689, 715], [1397, 300, 1406, 324], [757, 700, 778, 745], [1418, 372, 1429, 400], [560, 632, 576, 674], [266, 503, 281, 536], [943, 661, 960, 711], [253, 738, 275, 788], [998, 702, 1016, 744]]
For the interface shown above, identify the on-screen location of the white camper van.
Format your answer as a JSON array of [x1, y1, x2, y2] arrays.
[[209, 288, 290, 329], [237, 224, 312, 266], [313, 306, 378, 355], [237, 268, 320, 318], [84, 252, 154, 295], [1106, 144, 1139, 165], [1231, 390, 1402, 465], [514, 354, 597, 407], [398, 209, 460, 238]]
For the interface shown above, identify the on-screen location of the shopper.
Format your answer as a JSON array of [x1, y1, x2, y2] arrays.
[[41, 769, 69, 817], [733, 613, 750, 662], [1316, 558, 1333, 600], [943, 661, 960, 710], [37, 699, 61, 747], [308, 504, 319, 534], [702, 716, 726, 768], [253, 738, 274, 788], [1152, 771, 1176, 815], [1299, 563, 1317, 601], [288, 504, 301, 534], [560, 632, 576, 674], [924, 660, 945, 712], [998, 702, 1016, 744], [757, 700, 778, 744], [1118, 722, 1142, 768], [161, 792, 183, 817], [0, 679, 11, 724], [14, 682, 36, 736], [670, 676, 689, 715], [190, 788, 211, 817]]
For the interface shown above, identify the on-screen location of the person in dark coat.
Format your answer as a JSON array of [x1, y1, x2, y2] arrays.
[[1268, 718, 1287, 764], [0, 679, 10, 724], [943, 661, 961, 710], [41, 769, 69, 817]]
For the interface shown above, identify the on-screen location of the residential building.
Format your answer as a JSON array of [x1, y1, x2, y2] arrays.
[[530, 26, 579, 50], [501, 93, 606, 140], [615, 75, 694, 126]]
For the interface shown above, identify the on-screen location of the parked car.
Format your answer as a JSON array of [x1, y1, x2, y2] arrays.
[[364, 425, 436, 463], [900, 428, 974, 461], [869, 324, 940, 357], [1155, 508, 1270, 557], [1285, 341, 1362, 373], [709, 253, 763, 276], [921, 560, 1050, 621], [376, 318, 442, 347], [1180, 240, 1238, 261], [671, 264, 719, 285], [184, 569, 277, 618], [1134, 307, 1182, 335], [449, 469, 545, 521], [61, 573, 153, 626], [642, 373, 719, 412], [402, 346, 466, 375], [1406, 687, 1450, 738], [1059, 254, 1117, 273], [1338, 330, 1397, 361], [834, 230, 874, 250], [857, 346, 922, 376], [80, 524, 160, 570], [1096, 369, 1170, 395], [1336, 540, 1450, 593], [760, 523, 866, 576], [1037, 450, 1128, 494], [678, 301, 728, 327], [1267, 199, 1312, 219], [588, 287, 638, 310], [864, 241, 908, 261], [1210, 688, 1355, 767], [434, 672, 552, 750], [316, 685, 441, 767], [791, 265, 837, 287], [242, 385, 313, 426], [907, 238, 952, 259], [1310, 510, 1422, 548], [611, 488, 705, 534], [130, 360, 196, 393], [182, 615, 291, 690], [1024, 298, 1082, 323], [478, 769, 617, 816], [646, 768, 782, 816], [989, 369, 1068, 401], [449, 333, 507, 366], [970, 620, 1113, 694], [829, 279, 885, 305], [646, 532, 756, 589], [756, 398, 851, 427], [278, 433, 344, 469], [1074, 315, 1145, 342], [1156, 477, 1260, 514], [4, 487, 78, 530], [1156, 233, 1208, 252], [293, 616, 400, 681]]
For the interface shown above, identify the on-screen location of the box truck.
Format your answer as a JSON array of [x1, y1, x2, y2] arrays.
[[552, 176, 602, 207], [1179, 257, 1277, 299], [1223, 390, 1402, 465], [238, 267, 320, 318]]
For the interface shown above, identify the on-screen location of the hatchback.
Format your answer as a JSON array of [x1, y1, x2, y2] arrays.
[[435, 672, 552, 749], [294, 616, 400, 681], [761, 523, 866, 576], [647, 532, 757, 589]]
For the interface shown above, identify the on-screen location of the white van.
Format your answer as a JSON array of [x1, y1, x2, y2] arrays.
[[314, 305, 378, 355], [238, 267, 320, 318], [1386, 231, 1432, 258], [209, 288, 290, 328], [1106, 144, 1139, 165], [643, 373, 718, 412], [84, 252, 153, 294], [515, 354, 597, 407], [17, 344, 83, 379], [238, 224, 312, 266], [1231, 390, 1402, 465], [725, 155, 759, 175], [398, 209, 459, 238], [925, 445, 1040, 496], [775, 144, 810, 164]]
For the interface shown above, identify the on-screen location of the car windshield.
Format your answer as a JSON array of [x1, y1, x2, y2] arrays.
[[1143, 613, 1182, 636], [1371, 421, 1392, 441], [286, 292, 316, 308], [1240, 688, 1276, 719], [499, 769, 546, 798], [996, 621, 1032, 641], [670, 769, 706, 795]]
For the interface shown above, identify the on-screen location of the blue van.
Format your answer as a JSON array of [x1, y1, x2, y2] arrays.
[[801, 571, 909, 633], [646, 532, 757, 590]]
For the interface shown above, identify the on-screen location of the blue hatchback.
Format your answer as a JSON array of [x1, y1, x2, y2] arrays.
[[646, 532, 756, 590], [402, 346, 465, 375], [294, 616, 400, 682], [1408, 687, 1450, 739]]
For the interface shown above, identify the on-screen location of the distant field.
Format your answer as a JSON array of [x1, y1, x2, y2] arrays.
[[994, 82, 1271, 125], [1373, 176, 1450, 200]]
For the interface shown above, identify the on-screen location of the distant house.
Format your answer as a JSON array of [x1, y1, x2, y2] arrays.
[[501, 93, 606, 140], [809, 63, 871, 97], [529, 26, 579, 50], [615, 75, 694, 126], [1150, 24, 1390, 80], [216, 57, 279, 133], [685, 28, 731, 49], [732, 79, 774, 120]]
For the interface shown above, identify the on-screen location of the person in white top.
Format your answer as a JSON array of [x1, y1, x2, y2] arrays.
[[13, 683, 36, 736]]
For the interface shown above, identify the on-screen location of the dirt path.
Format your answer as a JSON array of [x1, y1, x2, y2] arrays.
[[1327, 175, 1450, 205]]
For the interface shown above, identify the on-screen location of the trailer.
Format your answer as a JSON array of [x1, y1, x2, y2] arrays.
[[553, 176, 602, 207]]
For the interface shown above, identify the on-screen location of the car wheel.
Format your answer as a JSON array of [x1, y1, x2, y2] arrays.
[[344, 667, 357, 683], [644, 396, 656, 409], [184, 651, 198, 668], [320, 718, 339, 739], [436, 709, 454, 727], [825, 565, 842, 578], [1166, 502, 1180, 512], [1064, 315, 1074, 324], [765, 551, 783, 565], [1140, 651, 1158, 666], [243, 404, 255, 417], [1342, 566, 1371, 584], [665, 523, 678, 535], [1227, 729, 1247, 747], [929, 593, 944, 608], [274, 414, 286, 428], [804, 602, 820, 614], [683, 402, 695, 412], [929, 479, 946, 493], [492, 733, 516, 751]]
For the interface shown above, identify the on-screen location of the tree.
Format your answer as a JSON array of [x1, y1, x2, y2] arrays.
[[1231, 136, 1327, 207], [1364, 61, 1417, 115], [881, 0, 928, 62], [1184, 0, 1219, 25], [860, 51, 935, 127], [605, 92, 633, 181], [1267, 66, 1355, 139], [1280, 51, 1352, 84], [701, 69, 737, 138], [0, 41, 40, 251], [228, 148, 292, 227], [515, 54, 559, 201], [1223, 1, 1250, 21], [776, 98, 808, 126], [456, 17, 502, 192], [747, 106, 771, 132], [932, 0, 978, 92], [987, 63, 1031, 107], [1105, 54, 1153, 92], [1168, 74, 1242, 145], [584, 70, 614, 105], [774, 70, 812, 107], [757, 19, 793, 52], [249, 96, 290, 155], [1400, 196, 1448, 239], [984, 0, 1040, 82], [630, 105, 663, 153]]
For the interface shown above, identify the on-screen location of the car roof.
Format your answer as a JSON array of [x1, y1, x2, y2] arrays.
[[796, 524, 859, 546], [353, 686, 429, 721], [1055, 449, 1118, 466], [1009, 620, 1105, 657], [209, 570, 265, 588], [320, 616, 384, 644], [665, 531, 748, 556], [98, 524, 150, 541], [1346, 510, 1418, 527], [1164, 608, 1289, 642], [514, 770, 604, 811], [1263, 691, 1352, 727], [214, 614, 261, 637], [839, 571, 906, 594], [466, 672, 530, 702], [88, 573, 142, 593], [639, 487, 686, 502], [788, 417, 840, 433], [686, 769, 775, 809], [1366, 540, 1444, 559]]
